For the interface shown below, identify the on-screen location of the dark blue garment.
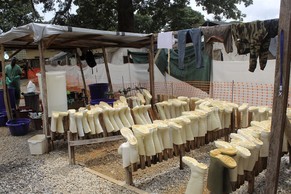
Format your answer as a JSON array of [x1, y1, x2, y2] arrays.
[[178, 28, 203, 69]]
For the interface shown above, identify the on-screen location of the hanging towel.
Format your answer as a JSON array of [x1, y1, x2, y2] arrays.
[[157, 31, 175, 49], [178, 28, 203, 69]]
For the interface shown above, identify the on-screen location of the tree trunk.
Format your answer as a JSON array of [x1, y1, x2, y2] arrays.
[[117, 0, 134, 32]]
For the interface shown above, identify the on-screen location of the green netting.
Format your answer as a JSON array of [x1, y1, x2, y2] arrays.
[[128, 50, 149, 64], [155, 46, 211, 81]]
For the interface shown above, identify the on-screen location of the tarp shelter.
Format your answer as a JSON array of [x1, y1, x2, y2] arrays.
[[0, 23, 155, 137]]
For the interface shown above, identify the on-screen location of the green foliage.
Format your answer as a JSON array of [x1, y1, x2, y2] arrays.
[[0, 0, 253, 33], [0, 1, 40, 32], [195, 0, 253, 20]]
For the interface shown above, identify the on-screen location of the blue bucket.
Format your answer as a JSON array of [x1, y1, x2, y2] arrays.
[[0, 88, 16, 112], [0, 112, 7, 126], [88, 83, 108, 99], [6, 118, 31, 136]]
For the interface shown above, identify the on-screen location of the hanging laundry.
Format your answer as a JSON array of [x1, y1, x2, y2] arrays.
[[231, 21, 269, 72], [178, 28, 203, 69], [264, 19, 279, 58], [157, 31, 175, 49], [201, 25, 233, 58]]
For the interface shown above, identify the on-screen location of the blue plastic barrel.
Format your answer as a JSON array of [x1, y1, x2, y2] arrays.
[[88, 83, 108, 99], [0, 88, 16, 112], [6, 118, 31, 136]]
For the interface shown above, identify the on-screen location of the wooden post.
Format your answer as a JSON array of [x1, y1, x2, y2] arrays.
[[265, 1, 291, 193], [0, 45, 12, 119], [149, 35, 155, 106], [102, 47, 113, 93], [75, 51, 88, 105], [38, 41, 49, 137]]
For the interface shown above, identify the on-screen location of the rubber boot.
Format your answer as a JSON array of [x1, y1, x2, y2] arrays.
[[119, 106, 131, 127], [68, 109, 77, 133], [56, 111, 68, 134], [113, 108, 124, 130], [142, 89, 152, 105], [91, 107, 104, 134], [155, 102, 167, 120], [102, 109, 115, 133], [136, 92, 146, 105], [50, 111, 59, 133], [75, 112, 85, 137], [143, 104, 152, 124], [182, 156, 208, 194], [87, 110, 96, 135], [138, 106, 148, 124], [132, 106, 145, 125]]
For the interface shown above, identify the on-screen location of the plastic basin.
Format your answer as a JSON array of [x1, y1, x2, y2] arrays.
[[6, 118, 31, 136]]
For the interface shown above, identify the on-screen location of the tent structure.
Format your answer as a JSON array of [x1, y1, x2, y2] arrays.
[[0, 23, 156, 138]]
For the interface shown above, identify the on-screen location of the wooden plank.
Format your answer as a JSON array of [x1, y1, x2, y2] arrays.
[[265, 1, 291, 193], [38, 41, 49, 137], [84, 167, 149, 194], [102, 47, 113, 92], [68, 135, 124, 146]]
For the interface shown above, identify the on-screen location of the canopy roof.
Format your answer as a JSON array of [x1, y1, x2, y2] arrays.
[[0, 23, 152, 50]]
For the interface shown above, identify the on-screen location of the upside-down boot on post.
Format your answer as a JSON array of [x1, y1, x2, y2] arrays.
[[92, 108, 104, 135], [178, 96, 190, 111], [119, 106, 131, 127], [153, 120, 173, 159], [50, 111, 59, 133], [238, 103, 249, 128], [142, 89, 152, 105], [155, 102, 167, 120], [132, 106, 145, 125], [102, 109, 115, 133], [182, 156, 208, 194], [138, 106, 148, 124], [80, 110, 91, 134], [87, 110, 96, 135], [56, 111, 68, 134], [207, 149, 237, 194], [136, 92, 146, 105], [75, 112, 85, 137], [119, 127, 139, 166], [68, 109, 77, 133], [113, 108, 124, 131], [143, 104, 152, 124]]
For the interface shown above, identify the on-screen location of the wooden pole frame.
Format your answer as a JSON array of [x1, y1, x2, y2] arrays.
[[265, 0, 291, 193], [149, 35, 155, 106], [0, 45, 13, 119], [75, 50, 88, 105], [38, 40, 49, 137], [102, 47, 113, 93]]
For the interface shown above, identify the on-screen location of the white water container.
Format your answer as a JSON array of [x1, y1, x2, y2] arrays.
[[37, 71, 68, 117]]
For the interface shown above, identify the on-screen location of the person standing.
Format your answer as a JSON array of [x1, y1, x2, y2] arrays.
[[5, 57, 22, 108]]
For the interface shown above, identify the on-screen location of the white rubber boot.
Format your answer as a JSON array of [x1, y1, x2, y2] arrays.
[[102, 109, 115, 133], [120, 127, 139, 165], [155, 102, 167, 120], [248, 106, 259, 121], [142, 89, 152, 105], [168, 121, 183, 145], [56, 111, 68, 134], [182, 112, 199, 139], [113, 108, 124, 131], [153, 120, 172, 149], [171, 99, 182, 117], [163, 101, 172, 119], [68, 109, 77, 133], [87, 110, 96, 135], [178, 96, 190, 111], [118, 106, 131, 127], [80, 109, 91, 134], [50, 111, 59, 133], [182, 156, 208, 194], [138, 106, 148, 124], [132, 106, 145, 125], [92, 108, 104, 134], [136, 92, 146, 105], [133, 125, 156, 156], [149, 124, 163, 154], [143, 104, 152, 124], [107, 108, 119, 132], [75, 112, 85, 137]]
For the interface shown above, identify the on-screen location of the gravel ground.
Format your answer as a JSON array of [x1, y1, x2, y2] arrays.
[[0, 125, 290, 194], [0, 127, 136, 194]]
